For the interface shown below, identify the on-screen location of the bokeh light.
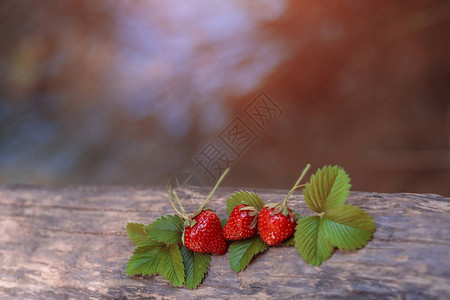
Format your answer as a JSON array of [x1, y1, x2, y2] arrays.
[[0, 0, 449, 195]]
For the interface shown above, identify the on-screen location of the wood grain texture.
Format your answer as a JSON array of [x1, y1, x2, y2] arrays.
[[0, 186, 449, 299]]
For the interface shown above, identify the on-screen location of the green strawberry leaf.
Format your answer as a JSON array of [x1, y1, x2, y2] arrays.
[[220, 218, 227, 228], [303, 165, 351, 213], [126, 244, 185, 287], [294, 216, 334, 266], [295, 165, 376, 266], [226, 191, 265, 215], [126, 222, 163, 247], [281, 235, 295, 246], [144, 215, 184, 244], [323, 205, 375, 250], [228, 236, 268, 272], [126, 245, 164, 276], [181, 245, 211, 289], [157, 244, 185, 287]]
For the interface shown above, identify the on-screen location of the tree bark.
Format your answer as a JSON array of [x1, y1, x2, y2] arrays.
[[0, 186, 449, 299]]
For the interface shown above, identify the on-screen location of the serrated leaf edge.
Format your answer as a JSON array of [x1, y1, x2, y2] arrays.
[[322, 205, 375, 251], [144, 214, 184, 244], [126, 245, 162, 276], [126, 222, 164, 247], [293, 216, 334, 266], [303, 165, 351, 213], [181, 245, 211, 289], [226, 190, 265, 215], [228, 236, 268, 272], [157, 244, 185, 287]]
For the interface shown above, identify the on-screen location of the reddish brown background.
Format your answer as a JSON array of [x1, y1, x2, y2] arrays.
[[0, 0, 449, 195]]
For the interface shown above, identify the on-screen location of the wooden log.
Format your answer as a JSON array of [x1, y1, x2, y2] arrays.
[[0, 186, 449, 299]]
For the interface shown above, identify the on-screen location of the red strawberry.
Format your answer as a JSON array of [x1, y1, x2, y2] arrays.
[[184, 210, 227, 255], [223, 204, 258, 240], [168, 169, 230, 255], [258, 203, 297, 246], [258, 164, 310, 246]]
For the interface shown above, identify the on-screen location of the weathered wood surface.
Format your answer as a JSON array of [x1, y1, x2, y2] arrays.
[[0, 186, 449, 299]]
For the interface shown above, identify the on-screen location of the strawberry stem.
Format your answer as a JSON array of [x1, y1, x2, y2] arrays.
[[168, 186, 187, 220], [282, 164, 311, 208], [191, 168, 229, 217], [292, 183, 306, 191], [172, 190, 185, 214]]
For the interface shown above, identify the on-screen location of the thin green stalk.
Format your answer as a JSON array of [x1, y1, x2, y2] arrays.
[[172, 190, 185, 214], [168, 186, 186, 219], [192, 168, 230, 217], [292, 183, 306, 191], [283, 164, 311, 207]]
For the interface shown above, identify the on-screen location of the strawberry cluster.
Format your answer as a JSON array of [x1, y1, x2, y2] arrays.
[[222, 165, 310, 246], [126, 164, 376, 289], [167, 165, 309, 257], [167, 165, 307, 252], [223, 198, 298, 245]]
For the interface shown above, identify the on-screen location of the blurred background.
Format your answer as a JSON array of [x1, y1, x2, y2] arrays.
[[0, 0, 449, 195]]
